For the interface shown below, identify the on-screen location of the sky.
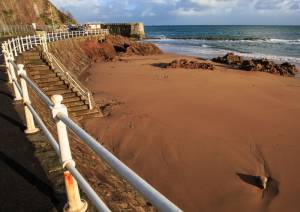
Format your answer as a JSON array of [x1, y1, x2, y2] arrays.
[[50, 0, 300, 25]]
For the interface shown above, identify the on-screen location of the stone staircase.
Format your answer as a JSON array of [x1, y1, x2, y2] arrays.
[[20, 50, 102, 121]]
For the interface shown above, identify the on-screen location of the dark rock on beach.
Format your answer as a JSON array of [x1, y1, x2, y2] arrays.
[[166, 59, 214, 70], [212, 53, 298, 76], [240, 59, 298, 76], [212, 53, 244, 65]]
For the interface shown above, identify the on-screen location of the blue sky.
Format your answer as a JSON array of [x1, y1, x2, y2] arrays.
[[50, 0, 300, 25]]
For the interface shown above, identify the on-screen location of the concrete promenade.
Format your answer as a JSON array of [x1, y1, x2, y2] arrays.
[[0, 56, 64, 211]]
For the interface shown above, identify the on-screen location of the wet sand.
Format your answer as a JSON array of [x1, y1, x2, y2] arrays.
[[81, 53, 300, 212]]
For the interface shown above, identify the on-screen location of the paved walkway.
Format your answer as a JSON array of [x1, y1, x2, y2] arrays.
[[0, 58, 64, 211]]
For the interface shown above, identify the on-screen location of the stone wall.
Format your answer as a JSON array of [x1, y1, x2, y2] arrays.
[[101, 22, 145, 39]]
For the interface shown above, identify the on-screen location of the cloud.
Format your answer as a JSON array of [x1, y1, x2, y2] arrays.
[[189, 0, 238, 8], [49, 0, 300, 25]]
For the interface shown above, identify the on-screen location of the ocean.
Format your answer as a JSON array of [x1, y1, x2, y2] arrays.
[[145, 25, 300, 67]]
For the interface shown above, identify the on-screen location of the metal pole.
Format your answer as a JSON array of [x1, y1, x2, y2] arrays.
[[2, 50, 12, 83], [34, 35, 37, 46], [8, 40, 13, 56], [50, 95, 88, 212], [87, 92, 93, 110], [26, 36, 30, 50], [8, 57, 22, 101], [12, 38, 18, 56], [29, 36, 33, 48], [18, 64, 39, 134], [17, 37, 22, 53], [21, 37, 25, 52]]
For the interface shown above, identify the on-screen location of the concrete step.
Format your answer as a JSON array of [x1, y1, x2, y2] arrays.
[[26, 60, 46, 66], [35, 77, 61, 84], [24, 55, 41, 60], [61, 93, 77, 99], [64, 101, 85, 108], [68, 105, 89, 112], [22, 51, 102, 120], [38, 81, 64, 88], [46, 89, 73, 96], [32, 73, 57, 80], [41, 84, 68, 92], [71, 108, 102, 118], [62, 96, 81, 103], [23, 51, 40, 56], [28, 69, 54, 75], [28, 65, 50, 71]]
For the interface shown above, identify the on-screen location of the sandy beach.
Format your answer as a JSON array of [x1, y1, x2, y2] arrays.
[[81, 53, 300, 212]]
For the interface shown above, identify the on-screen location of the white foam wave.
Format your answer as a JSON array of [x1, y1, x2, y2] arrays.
[[155, 43, 300, 65], [267, 38, 300, 45], [148, 38, 300, 45]]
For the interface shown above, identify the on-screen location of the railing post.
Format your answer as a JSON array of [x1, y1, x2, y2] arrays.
[[12, 38, 18, 56], [50, 95, 88, 212], [2, 49, 12, 83], [21, 37, 25, 52], [87, 92, 93, 110], [26, 36, 30, 50], [8, 40, 13, 55], [17, 37, 22, 53], [34, 35, 37, 46], [18, 64, 40, 134], [29, 36, 33, 48], [8, 56, 22, 101]]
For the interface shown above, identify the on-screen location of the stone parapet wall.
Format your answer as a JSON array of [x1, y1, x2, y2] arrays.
[[101, 22, 145, 39]]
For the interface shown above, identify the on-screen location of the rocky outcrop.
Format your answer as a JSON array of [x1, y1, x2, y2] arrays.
[[126, 43, 162, 56], [80, 39, 118, 62], [212, 53, 298, 76], [106, 35, 162, 56], [240, 59, 298, 76], [166, 59, 214, 70], [79, 35, 162, 62], [212, 53, 244, 65]]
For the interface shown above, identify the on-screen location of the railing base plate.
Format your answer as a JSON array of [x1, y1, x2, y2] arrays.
[[25, 127, 40, 135]]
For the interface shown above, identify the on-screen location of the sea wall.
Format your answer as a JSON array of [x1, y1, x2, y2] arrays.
[[48, 37, 95, 76], [101, 22, 145, 39]]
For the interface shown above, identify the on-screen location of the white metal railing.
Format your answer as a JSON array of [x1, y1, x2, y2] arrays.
[[1, 32, 182, 211]]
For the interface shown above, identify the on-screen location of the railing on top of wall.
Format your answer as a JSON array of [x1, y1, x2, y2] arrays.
[[1, 30, 183, 212]]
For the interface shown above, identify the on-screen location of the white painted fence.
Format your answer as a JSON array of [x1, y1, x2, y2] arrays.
[[1, 31, 183, 212]]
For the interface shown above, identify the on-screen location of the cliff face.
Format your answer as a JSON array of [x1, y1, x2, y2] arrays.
[[0, 0, 76, 27]]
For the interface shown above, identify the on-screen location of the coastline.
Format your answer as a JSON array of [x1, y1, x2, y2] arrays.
[[80, 52, 300, 211], [147, 41, 300, 74]]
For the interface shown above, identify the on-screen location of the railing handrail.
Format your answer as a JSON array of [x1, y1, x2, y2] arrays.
[[58, 112, 182, 212], [43, 50, 93, 109], [1, 30, 182, 211]]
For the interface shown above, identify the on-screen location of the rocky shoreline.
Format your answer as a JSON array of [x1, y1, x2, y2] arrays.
[[165, 59, 214, 70], [80, 35, 162, 62], [212, 53, 298, 76]]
